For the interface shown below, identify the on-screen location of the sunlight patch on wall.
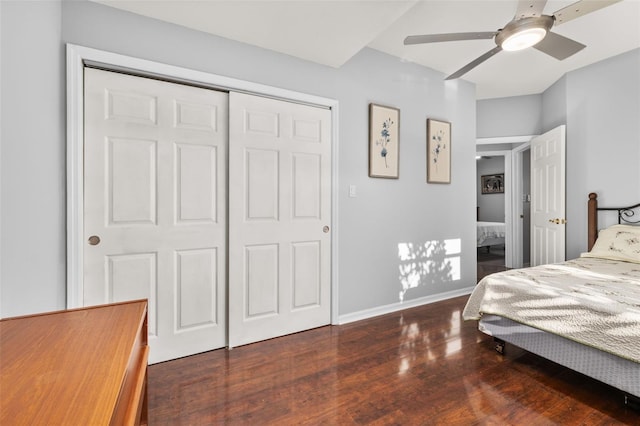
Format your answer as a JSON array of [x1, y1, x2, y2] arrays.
[[397, 238, 461, 302]]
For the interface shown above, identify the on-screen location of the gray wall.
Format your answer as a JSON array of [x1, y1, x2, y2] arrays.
[[1, 0, 477, 318], [1, 1, 66, 316], [477, 48, 640, 261], [476, 157, 505, 222], [549, 48, 640, 259], [477, 94, 543, 138], [541, 75, 567, 131]]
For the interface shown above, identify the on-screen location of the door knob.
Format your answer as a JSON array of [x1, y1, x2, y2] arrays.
[[323, 226, 330, 233], [88, 235, 101, 246], [548, 218, 566, 224]]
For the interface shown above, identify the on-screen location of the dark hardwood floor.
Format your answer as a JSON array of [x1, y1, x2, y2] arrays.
[[148, 291, 638, 424], [477, 245, 508, 280]]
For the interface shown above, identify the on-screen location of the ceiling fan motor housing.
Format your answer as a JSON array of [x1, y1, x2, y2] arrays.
[[495, 15, 554, 50]]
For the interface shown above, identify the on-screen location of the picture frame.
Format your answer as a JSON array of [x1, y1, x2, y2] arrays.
[[369, 103, 400, 179], [481, 173, 504, 194], [426, 119, 451, 183]]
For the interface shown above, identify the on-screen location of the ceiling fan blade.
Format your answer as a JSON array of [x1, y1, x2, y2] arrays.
[[445, 46, 503, 80], [514, 0, 548, 19], [552, 0, 622, 25], [404, 32, 497, 45], [533, 31, 586, 60]]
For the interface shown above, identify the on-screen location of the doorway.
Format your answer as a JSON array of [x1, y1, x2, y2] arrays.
[[476, 135, 538, 270], [476, 153, 507, 278], [475, 149, 513, 269]]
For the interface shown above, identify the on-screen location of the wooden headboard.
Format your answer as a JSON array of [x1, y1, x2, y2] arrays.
[[587, 192, 640, 251]]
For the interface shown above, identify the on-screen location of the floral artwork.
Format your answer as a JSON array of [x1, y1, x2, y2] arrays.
[[377, 117, 394, 168], [431, 128, 445, 171], [369, 104, 400, 178], [427, 119, 451, 183]]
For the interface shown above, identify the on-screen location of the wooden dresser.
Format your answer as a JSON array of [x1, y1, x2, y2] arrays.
[[0, 300, 149, 425]]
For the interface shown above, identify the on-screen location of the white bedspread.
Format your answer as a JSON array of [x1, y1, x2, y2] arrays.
[[477, 221, 505, 246], [463, 257, 640, 363]]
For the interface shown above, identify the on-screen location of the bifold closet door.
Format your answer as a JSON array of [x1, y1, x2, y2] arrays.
[[228, 92, 332, 348], [83, 68, 228, 363]]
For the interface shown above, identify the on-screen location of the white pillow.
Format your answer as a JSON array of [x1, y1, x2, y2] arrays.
[[581, 224, 640, 263]]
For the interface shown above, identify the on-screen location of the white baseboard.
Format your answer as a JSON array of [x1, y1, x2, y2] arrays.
[[337, 286, 476, 325]]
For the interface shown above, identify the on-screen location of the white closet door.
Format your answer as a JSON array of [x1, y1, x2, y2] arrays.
[[228, 92, 331, 348], [531, 125, 566, 266], [84, 68, 228, 363]]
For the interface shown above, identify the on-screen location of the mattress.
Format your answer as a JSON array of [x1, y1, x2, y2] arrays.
[[477, 221, 505, 247], [464, 257, 640, 363]]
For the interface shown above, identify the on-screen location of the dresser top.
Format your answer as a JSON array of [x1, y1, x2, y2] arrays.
[[0, 300, 147, 425]]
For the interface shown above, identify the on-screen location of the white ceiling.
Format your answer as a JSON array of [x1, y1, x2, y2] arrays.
[[93, 0, 640, 99]]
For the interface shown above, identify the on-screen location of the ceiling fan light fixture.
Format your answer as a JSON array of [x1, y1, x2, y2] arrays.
[[495, 16, 554, 52], [501, 27, 547, 51]]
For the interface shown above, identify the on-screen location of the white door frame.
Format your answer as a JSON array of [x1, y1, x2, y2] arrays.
[[66, 43, 341, 324], [510, 142, 531, 269]]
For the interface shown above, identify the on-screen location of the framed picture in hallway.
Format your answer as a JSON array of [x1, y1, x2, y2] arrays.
[[481, 173, 504, 194], [426, 119, 451, 183], [369, 103, 400, 179]]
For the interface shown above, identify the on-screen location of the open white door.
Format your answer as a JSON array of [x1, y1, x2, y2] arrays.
[[531, 125, 566, 266], [84, 68, 228, 363], [228, 92, 331, 348]]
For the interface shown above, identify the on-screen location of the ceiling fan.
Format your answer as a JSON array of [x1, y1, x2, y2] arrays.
[[404, 0, 622, 80]]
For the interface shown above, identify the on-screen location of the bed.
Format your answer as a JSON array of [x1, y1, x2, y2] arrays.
[[477, 221, 505, 249], [464, 193, 640, 407]]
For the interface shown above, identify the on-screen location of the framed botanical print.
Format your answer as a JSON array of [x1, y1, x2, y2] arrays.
[[369, 103, 400, 178], [427, 119, 451, 183]]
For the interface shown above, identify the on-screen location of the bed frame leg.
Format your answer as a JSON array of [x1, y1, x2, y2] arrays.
[[493, 338, 505, 355], [624, 394, 640, 411]]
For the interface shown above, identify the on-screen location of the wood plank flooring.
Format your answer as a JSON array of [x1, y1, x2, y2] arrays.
[[477, 246, 508, 280], [148, 294, 638, 425]]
